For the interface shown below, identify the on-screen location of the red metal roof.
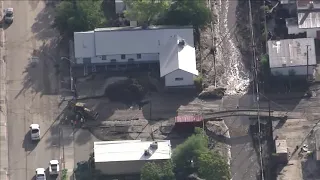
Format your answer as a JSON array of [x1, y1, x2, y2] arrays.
[[175, 115, 203, 123]]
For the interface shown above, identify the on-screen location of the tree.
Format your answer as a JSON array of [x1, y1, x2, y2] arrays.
[[141, 128, 230, 180], [123, 0, 171, 25], [53, 0, 107, 37], [197, 151, 230, 180], [141, 162, 161, 180], [141, 161, 175, 180], [172, 128, 230, 180], [161, 0, 212, 29]]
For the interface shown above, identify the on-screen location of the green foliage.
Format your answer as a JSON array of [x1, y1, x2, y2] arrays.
[[194, 75, 203, 91], [123, 0, 212, 28], [53, 0, 106, 37], [141, 129, 230, 180], [172, 129, 230, 179], [61, 169, 68, 180], [162, 0, 212, 28], [124, 0, 171, 25], [197, 151, 230, 180], [172, 131, 209, 174], [261, 54, 269, 67], [260, 5, 270, 13], [141, 161, 175, 180]]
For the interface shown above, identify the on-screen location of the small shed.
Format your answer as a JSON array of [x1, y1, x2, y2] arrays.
[[174, 115, 204, 132], [275, 139, 288, 164]]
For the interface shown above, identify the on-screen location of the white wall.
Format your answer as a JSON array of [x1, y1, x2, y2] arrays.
[[287, 26, 320, 38], [306, 28, 320, 38], [74, 32, 95, 58], [165, 70, 195, 87], [271, 66, 316, 76], [96, 160, 167, 175], [76, 53, 159, 64]]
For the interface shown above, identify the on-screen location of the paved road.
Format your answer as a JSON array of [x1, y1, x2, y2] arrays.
[[4, 1, 61, 180]]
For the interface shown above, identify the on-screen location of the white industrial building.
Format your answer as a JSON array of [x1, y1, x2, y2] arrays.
[[267, 38, 318, 76], [93, 140, 172, 175], [73, 26, 199, 87]]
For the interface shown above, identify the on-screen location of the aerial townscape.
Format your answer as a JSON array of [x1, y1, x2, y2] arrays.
[[2, 0, 320, 180]]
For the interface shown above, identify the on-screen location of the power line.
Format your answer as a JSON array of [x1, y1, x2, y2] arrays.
[[248, 0, 265, 179]]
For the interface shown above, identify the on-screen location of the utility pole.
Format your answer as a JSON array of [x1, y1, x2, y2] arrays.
[[212, 46, 217, 87], [306, 45, 310, 81]]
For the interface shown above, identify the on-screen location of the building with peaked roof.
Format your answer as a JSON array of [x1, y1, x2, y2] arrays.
[[267, 38, 318, 76], [93, 140, 172, 175], [73, 26, 199, 87]]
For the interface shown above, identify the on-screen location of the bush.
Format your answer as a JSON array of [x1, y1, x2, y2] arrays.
[[105, 79, 146, 103], [194, 76, 203, 91], [61, 169, 68, 180]]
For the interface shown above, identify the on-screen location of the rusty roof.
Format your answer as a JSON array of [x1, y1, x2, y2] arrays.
[[175, 115, 203, 123]]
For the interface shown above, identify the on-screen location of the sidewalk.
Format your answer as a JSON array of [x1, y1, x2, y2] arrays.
[[0, 0, 8, 179], [60, 126, 75, 179]]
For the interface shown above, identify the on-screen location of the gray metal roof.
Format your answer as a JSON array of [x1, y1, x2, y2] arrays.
[[298, 11, 320, 28], [297, 0, 320, 9], [267, 38, 316, 68]]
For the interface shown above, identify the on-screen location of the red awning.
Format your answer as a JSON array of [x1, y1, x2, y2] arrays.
[[175, 115, 203, 123]]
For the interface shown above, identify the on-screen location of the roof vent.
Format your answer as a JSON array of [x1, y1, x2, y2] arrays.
[[178, 39, 186, 47], [144, 149, 151, 156], [150, 142, 158, 149]]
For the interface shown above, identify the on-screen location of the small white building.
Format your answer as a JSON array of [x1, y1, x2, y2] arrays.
[[73, 26, 199, 87], [267, 38, 318, 76], [94, 140, 172, 175], [286, 0, 320, 38]]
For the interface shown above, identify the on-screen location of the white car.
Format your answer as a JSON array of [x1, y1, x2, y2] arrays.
[[30, 124, 40, 141], [3, 8, 13, 24], [35, 168, 46, 180], [49, 160, 59, 175]]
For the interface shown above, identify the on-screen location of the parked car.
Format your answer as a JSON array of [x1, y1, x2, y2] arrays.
[[35, 168, 46, 180], [30, 124, 40, 141], [49, 160, 59, 175], [3, 8, 13, 24]]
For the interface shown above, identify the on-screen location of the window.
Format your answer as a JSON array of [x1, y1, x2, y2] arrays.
[[121, 54, 126, 59], [101, 55, 107, 60], [282, 64, 286, 67], [111, 59, 117, 63], [175, 77, 183, 81], [128, 58, 134, 62], [137, 54, 141, 59]]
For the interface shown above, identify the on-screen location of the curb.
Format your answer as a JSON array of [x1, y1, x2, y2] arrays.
[[0, 1, 8, 180]]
